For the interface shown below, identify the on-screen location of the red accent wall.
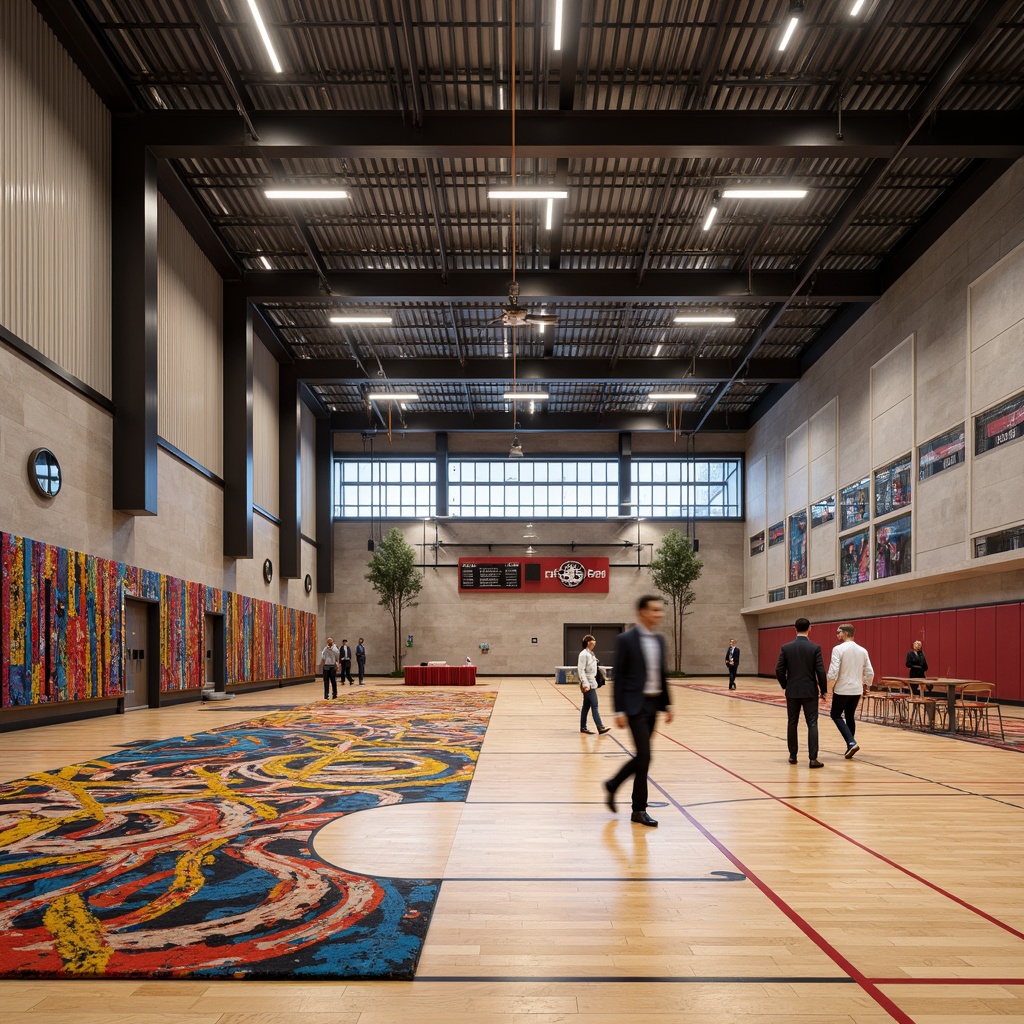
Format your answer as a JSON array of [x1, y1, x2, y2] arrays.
[[757, 601, 1024, 702]]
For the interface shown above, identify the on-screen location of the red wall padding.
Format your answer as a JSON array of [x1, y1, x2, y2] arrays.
[[757, 600, 1024, 702]]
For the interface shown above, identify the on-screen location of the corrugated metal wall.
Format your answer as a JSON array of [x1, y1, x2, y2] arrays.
[[156, 195, 223, 475], [0, 1, 111, 395], [253, 337, 279, 517]]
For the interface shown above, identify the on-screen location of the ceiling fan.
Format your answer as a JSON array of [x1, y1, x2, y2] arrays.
[[490, 281, 558, 328]]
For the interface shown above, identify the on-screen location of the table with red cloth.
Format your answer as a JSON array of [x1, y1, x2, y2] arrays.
[[404, 665, 477, 685]]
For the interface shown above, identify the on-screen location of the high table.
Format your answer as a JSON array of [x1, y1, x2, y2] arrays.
[[404, 664, 477, 686], [920, 678, 978, 733]]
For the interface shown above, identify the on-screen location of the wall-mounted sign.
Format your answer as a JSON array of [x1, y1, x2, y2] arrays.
[[839, 478, 870, 531], [812, 575, 835, 593], [811, 495, 835, 528], [975, 391, 1024, 455], [918, 424, 965, 480], [458, 556, 610, 593], [750, 530, 765, 556], [768, 587, 786, 603], [874, 513, 912, 579], [788, 582, 807, 598], [840, 528, 871, 587], [768, 521, 785, 547], [788, 510, 807, 582], [874, 454, 912, 517]]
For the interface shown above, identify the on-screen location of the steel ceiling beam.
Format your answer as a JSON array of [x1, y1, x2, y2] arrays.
[[127, 110, 1024, 161], [328, 410, 744, 433], [291, 356, 801, 384], [245, 268, 878, 303]]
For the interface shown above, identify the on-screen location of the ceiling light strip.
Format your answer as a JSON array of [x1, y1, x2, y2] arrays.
[[246, 0, 283, 73], [265, 189, 350, 199], [488, 189, 569, 200]]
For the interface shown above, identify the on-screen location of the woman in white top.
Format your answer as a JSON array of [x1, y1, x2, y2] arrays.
[[577, 634, 610, 734]]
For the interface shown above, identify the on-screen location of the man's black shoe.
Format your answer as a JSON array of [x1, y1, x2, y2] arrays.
[[809, 759, 825, 768], [630, 811, 658, 827], [603, 780, 617, 813], [788, 756, 797, 764]]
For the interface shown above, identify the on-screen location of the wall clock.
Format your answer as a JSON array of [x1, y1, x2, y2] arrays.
[[304, 573, 313, 594], [263, 558, 274, 584]]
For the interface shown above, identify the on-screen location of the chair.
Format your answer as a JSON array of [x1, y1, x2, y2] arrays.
[[904, 682, 937, 730], [954, 684, 1005, 741]]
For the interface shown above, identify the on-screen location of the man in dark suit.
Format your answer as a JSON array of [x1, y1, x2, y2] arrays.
[[726, 639, 740, 689], [604, 595, 674, 827], [339, 640, 355, 685], [775, 617, 828, 767], [356, 638, 367, 684]]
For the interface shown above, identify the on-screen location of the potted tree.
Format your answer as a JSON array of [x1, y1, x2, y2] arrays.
[[648, 529, 703, 675], [365, 528, 424, 674]]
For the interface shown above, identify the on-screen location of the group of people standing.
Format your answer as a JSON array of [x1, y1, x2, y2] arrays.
[[318, 637, 367, 698]]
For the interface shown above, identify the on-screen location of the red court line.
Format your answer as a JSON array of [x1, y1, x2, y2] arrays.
[[649, 774, 918, 1024], [658, 730, 1024, 943]]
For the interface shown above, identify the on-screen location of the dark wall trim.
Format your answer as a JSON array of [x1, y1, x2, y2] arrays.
[[223, 286, 254, 557], [278, 366, 302, 578], [316, 417, 335, 593], [0, 321, 115, 413], [157, 437, 223, 485]]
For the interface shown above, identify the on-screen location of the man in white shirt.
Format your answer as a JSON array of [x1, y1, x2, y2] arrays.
[[826, 623, 874, 759]]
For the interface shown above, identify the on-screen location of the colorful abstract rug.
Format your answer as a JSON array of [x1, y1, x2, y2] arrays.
[[0, 690, 494, 980], [680, 683, 1024, 752]]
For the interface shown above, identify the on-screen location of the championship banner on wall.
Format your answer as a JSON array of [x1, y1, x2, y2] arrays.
[[458, 556, 610, 594]]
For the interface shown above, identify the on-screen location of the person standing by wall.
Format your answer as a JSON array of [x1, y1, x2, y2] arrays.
[[339, 640, 355, 685], [826, 624, 874, 758], [577, 634, 611, 735], [725, 638, 740, 689], [604, 596, 673, 827], [906, 639, 928, 695], [319, 637, 340, 699], [356, 638, 367, 684], [775, 618, 828, 768]]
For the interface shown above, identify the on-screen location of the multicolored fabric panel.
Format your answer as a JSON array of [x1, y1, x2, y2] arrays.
[[0, 692, 494, 979], [1, 532, 316, 708]]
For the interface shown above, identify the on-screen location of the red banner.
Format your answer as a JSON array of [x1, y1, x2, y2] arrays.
[[458, 556, 610, 594]]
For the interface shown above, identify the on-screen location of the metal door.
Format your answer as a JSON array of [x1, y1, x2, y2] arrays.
[[563, 623, 624, 672], [124, 599, 151, 709]]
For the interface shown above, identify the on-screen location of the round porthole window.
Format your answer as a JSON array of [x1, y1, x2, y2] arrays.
[[304, 573, 313, 594], [263, 558, 274, 584], [28, 448, 62, 498]]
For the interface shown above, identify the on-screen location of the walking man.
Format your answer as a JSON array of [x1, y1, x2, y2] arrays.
[[775, 617, 828, 767], [827, 623, 874, 758], [604, 595, 674, 827]]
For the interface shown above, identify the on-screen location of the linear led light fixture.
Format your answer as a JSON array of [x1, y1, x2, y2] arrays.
[[721, 188, 807, 199], [488, 189, 569, 200], [649, 391, 698, 401], [674, 315, 736, 324], [850, 0, 866, 13], [703, 190, 720, 231], [259, 255, 273, 270], [247, 0, 282, 73], [265, 189, 350, 199], [545, 197, 554, 230], [553, 0, 564, 49], [503, 391, 550, 401], [330, 315, 392, 324], [367, 392, 418, 402], [778, 2, 804, 51]]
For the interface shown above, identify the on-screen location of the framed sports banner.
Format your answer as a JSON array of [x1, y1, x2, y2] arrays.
[[839, 478, 870, 531], [788, 510, 807, 581], [975, 391, 1024, 455], [768, 521, 785, 547], [874, 454, 912, 517], [840, 529, 871, 587], [918, 424, 965, 480], [811, 495, 835, 528], [874, 514, 911, 579], [750, 530, 765, 556]]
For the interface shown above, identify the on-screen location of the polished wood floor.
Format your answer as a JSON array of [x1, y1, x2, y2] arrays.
[[3, 675, 1024, 1023]]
